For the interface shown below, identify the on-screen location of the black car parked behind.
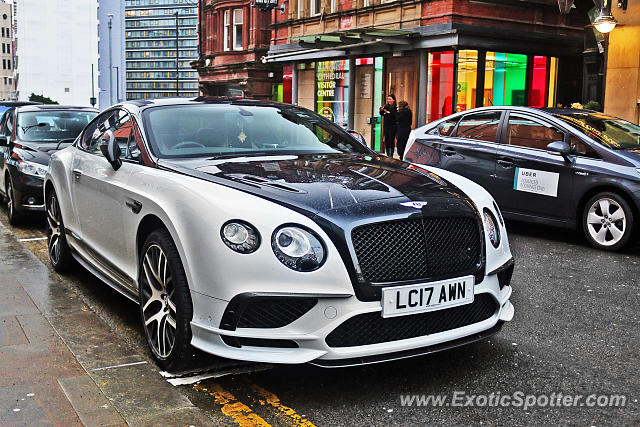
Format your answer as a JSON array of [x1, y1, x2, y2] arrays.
[[0, 105, 98, 224], [405, 107, 640, 251]]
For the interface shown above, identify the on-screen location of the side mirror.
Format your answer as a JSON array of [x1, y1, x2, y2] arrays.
[[0, 136, 7, 147], [546, 141, 571, 160], [100, 136, 122, 170], [347, 129, 366, 146]]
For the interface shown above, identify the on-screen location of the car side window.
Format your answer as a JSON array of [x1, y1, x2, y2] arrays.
[[569, 134, 600, 159], [507, 114, 564, 150], [434, 118, 459, 137], [455, 111, 501, 142]]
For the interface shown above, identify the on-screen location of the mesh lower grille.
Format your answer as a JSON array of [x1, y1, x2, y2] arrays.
[[236, 298, 317, 329], [325, 293, 497, 347], [352, 217, 482, 283]]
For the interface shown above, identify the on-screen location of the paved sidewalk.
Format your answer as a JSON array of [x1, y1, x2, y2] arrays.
[[0, 221, 218, 426]]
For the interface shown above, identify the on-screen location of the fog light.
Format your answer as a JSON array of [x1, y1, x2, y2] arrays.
[[27, 197, 36, 205]]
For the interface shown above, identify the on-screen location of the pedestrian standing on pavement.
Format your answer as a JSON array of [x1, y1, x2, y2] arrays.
[[396, 100, 412, 160], [379, 94, 397, 157]]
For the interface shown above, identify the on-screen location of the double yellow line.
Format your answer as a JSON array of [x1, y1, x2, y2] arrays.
[[194, 383, 316, 427]]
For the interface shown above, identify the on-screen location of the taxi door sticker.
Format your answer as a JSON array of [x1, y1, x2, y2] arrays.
[[513, 167, 560, 197]]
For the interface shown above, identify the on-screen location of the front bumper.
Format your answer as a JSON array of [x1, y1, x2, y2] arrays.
[[10, 172, 45, 212], [189, 273, 513, 367]]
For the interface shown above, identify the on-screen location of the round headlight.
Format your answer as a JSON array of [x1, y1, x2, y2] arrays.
[[272, 225, 326, 272], [483, 209, 501, 248], [220, 220, 260, 254]]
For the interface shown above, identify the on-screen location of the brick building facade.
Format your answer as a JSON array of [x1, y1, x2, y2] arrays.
[[194, 0, 276, 99], [264, 0, 595, 151]]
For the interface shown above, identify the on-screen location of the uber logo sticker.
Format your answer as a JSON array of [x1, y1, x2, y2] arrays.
[[513, 167, 560, 197]]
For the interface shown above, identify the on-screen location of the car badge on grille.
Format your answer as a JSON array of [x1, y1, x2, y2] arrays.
[[400, 201, 428, 208]]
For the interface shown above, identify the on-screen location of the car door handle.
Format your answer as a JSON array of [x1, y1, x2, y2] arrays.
[[497, 159, 515, 168], [72, 169, 82, 180], [442, 147, 456, 156]]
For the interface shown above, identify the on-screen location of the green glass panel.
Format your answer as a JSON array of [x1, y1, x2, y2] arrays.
[[492, 52, 506, 106], [373, 57, 383, 152], [504, 53, 527, 106]]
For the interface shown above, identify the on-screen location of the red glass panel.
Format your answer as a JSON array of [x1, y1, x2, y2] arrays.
[[427, 51, 455, 122], [283, 64, 292, 104], [528, 56, 548, 108]]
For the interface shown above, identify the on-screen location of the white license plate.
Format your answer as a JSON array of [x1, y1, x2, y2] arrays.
[[381, 275, 475, 318]]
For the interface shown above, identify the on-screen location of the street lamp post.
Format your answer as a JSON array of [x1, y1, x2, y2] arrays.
[[108, 14, 114, 105], [174, 11, 179, 97]]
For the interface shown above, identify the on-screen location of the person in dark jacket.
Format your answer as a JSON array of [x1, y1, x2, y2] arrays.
[[395, 100, 413, 160], [379, 94, 397, 157]]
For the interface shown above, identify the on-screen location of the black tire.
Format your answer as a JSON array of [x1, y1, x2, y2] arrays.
[[582, 191, 634, 251], [5, 177, 21, 226], [46, 190, 75, 273], [138, 228, 194, 371]]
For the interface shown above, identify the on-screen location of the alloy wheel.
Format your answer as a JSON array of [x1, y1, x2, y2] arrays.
[[586, 197, 626, 247], [46, 193, 62, 265], [140, 244, 177, 359]]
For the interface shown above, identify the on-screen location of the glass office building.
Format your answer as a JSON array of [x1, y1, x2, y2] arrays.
[[124, 0, 198, 100]]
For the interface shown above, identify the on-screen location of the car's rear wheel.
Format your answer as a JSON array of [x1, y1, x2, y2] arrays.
[[139, 229, 193, 371], [5, 177, 21, 226], [46, 190, 74, 272], [583, 192, 634, 251]]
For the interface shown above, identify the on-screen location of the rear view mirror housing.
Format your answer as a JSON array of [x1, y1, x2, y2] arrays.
[[547, 141, 572, 161], [100, 137, 122, 170]]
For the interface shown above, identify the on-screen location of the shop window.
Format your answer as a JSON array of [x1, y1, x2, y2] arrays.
[[456, 50, 478, 113], [456, 111, 502, 142], [426, 51, 454, 123], [507, 114, 564, 150], [316, 60, 349, 128], [485, 52, 527, 107], [233, 9, 243, 51], [528, 56, 548, 108]]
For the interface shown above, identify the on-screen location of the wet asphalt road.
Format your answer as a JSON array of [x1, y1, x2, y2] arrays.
[[2, 205, 639, 426]]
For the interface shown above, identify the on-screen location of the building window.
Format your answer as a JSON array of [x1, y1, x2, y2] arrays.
[[223, 10, 230, 51], [310, 0, 321, 15], [232, 9, 243, 51], [1, 28, 4, 37], [1, 44, 4, 54]]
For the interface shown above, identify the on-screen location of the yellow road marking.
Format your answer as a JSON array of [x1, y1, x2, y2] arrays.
[[194, 384, 271, 427], [250, 384, 316, 427]]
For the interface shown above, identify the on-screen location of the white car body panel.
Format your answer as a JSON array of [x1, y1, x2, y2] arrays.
[[45, 100, 514, 367]]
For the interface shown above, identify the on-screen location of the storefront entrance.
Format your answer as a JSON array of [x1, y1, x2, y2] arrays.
[[385, 56, 418, 129]]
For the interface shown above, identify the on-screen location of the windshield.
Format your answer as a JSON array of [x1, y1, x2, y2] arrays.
[[555, 112, 640, 150], [17, 110, 97, 142], [142, 104, 370, 159]]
